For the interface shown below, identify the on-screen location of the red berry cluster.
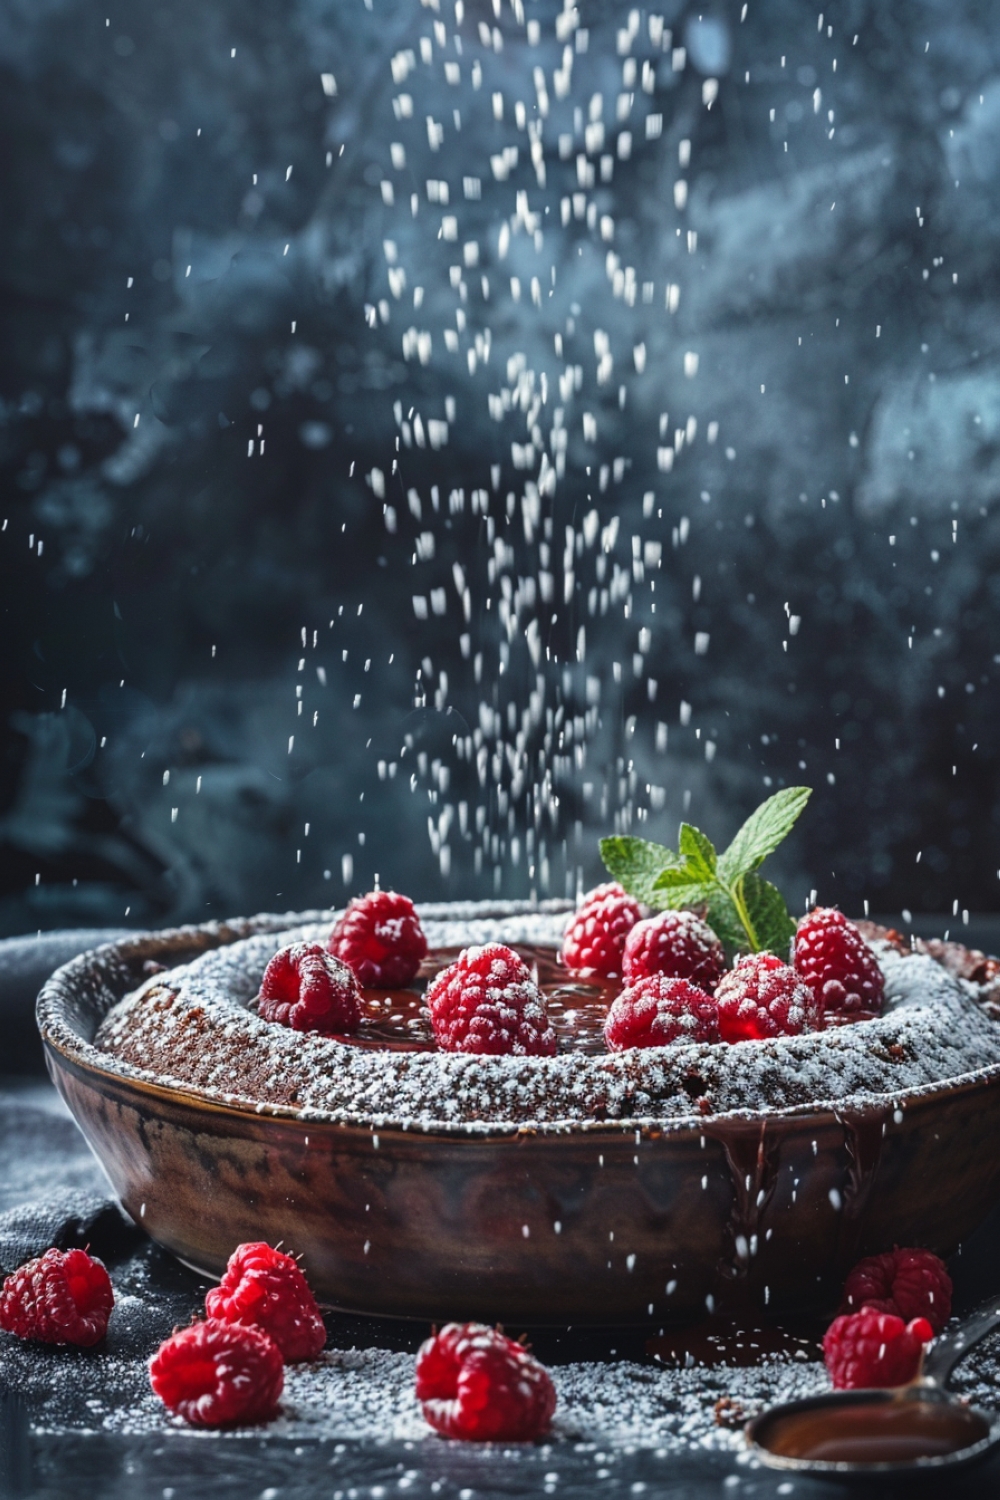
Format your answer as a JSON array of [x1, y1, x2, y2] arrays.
[[0, 1247, 113, 1347], [561, 883, 643, 977], [258, 943, 361, 1035], [605, 976, 720, 1050], [623, 910, 725, 990], [149, 1317, 285, 1427], [255, 887, 886, 1060], [715, 953, 823, 1042], [823, 1247, 951, 1389], [0, 1238, 557, 1440], [823, 1309, 935, 1390], [257, 892, 429, 1041], [205, 1241, 327, 1362], [328, 889, 428, 987], [149, 1240, 327, 1426], [840, 1246, 952, 1331], [794, 906, 885, 1019], [416, 1322, 556, 1441], [564, 892, 883, 1052], [427, 944, 557, 1056]]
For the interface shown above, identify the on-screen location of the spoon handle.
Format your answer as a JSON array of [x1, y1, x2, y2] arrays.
[[923, 1293, 1000, 1384]]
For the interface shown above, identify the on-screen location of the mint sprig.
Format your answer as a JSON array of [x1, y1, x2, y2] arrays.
[[599, 786, 811, 957]]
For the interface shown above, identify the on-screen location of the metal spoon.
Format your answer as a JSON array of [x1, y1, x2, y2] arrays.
[[745, 1293, 1000, 1480]]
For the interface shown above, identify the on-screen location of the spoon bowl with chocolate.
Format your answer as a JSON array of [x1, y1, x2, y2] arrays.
[[36, 900, 1000, 1325], [747, 1293, 1000, 1478]]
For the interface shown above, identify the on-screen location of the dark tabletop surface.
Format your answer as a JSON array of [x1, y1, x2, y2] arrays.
[[5, 927, 1000, 1498]]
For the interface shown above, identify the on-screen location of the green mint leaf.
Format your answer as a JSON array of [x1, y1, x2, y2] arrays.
[[716, 787, 811, 886], [651, 864, 707, 890], [649, 879, 718, 912], [678, 822, 717, 882], [600, 836, 681, 904], [704, 890, 747, 955], [738, 871, 796, 957]]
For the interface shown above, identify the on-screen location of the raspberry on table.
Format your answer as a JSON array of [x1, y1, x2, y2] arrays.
[[426, 944, 557, 1056], [794, 907, 885, 1019], [149, 1318, 284, 1427], [604, 975, 719, 1051], [840, 1247, 952, 1335], [205, 1242, 326, 1362], [328, 889, 428, 987], [621, 910, 725, 991], [0, 1247, 114, 1348], [415, 1322, 556, 1442], [257, 942, 361, 1035], [823, 1309, 934, 1390], [715, 952, 823, 1043], [561, 883, 642, 977]]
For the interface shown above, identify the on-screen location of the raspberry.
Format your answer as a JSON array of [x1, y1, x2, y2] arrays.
[[561, 883, 642, 977], [426, 945, 557, 1056], [415, 1323, 556, 1441], [823, 1309, 934, 1390], [205, 1242, 326, 1362], [604, 976, 719, 1051], [841, 1247, 952, 1335], [715, 953, 823, 1042], [794, 907, 885, 1019], [150, 1318, 284, 1427], [328, 890, 428, 987], [0, 1247, 114, 1348], [257, 942, 361, 1035], [621, 910, 725, 990]]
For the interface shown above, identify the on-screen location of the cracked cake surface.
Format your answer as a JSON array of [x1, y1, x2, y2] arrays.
[[92, 903, 1000, 1134]]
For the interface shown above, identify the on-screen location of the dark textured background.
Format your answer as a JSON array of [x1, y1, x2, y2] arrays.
[[3, 0, 1000, 938]]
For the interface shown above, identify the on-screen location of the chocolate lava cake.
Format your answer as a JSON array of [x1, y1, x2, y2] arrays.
[[93, 904, 1000, 1133]]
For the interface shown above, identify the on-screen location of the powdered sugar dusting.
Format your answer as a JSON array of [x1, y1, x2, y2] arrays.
[[91, 904, 1000, 1134], [28, 1334, 826, 1454]]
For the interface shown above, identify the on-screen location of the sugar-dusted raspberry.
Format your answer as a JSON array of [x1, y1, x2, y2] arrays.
[[415, 1322, 556, 1441], [715, 952, 823, 1043], [257, 942, 361, 1035], [0, 1247, 114, 1348], [841, 1247, 952, 1335], [561, 883, 642, 977], [205, 1242, 326, 1362], [794, 907, 885, 1019], [605, 975, 719, 1051], [823, 1309, 934, 1390], [426, 944, 557, 1056], [328, 889, 428, 987], [622, 910, 725, 991], [150, 1318, 284, 1427]]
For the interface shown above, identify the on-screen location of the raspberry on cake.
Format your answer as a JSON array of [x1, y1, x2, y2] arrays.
[[605, 975, 719, 1050], [257, 942, 361, 1035], [795, 907, 885, 1019], [715, 953, 823, 1042], [426, 944, 557, 1055], [823, 1309, 934, 1390], [561, 882, 642, 977], [205, 1242, 326, 1362], [328, 889, 428, 987], [415, 1322, 556, 1441], [150, 1318, 284, 1427], [621, 910, 725, 991], [840, 1247, 952, 1334], [0, 1247, 114, 1348]]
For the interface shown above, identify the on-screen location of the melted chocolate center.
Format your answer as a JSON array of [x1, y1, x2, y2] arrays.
[[350, 944, 618, 1054]]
